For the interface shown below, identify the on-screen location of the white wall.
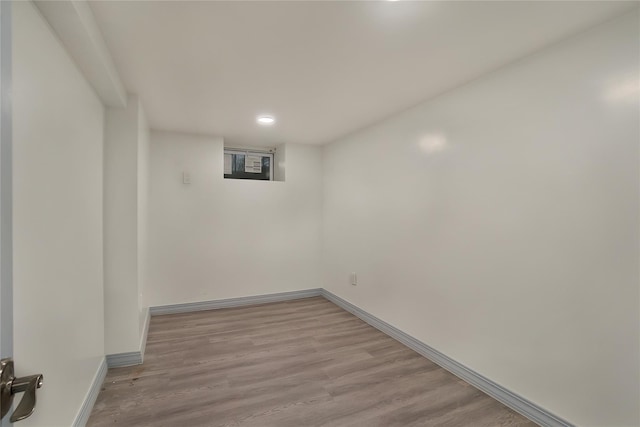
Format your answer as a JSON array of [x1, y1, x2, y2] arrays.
[[104, 95, 149, 355], [13, 2, 105, 425], [137, 104, 150, 337], [322, 11, 639, 427], [148, 132, 322, 306], [104, 96, 139, 355]]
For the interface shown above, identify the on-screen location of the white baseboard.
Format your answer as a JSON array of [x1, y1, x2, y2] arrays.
[[319, 289, 573, 427], [73, 356, 107, 427], [140, 307, 150, 360], [149, 288, 322, 316], [105, 351, 142, 368], [106, 308, 151, 368]]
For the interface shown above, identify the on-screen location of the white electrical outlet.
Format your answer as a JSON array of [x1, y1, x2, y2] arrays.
[[183, 172, 191, 184], [350, 272, 357, 286]]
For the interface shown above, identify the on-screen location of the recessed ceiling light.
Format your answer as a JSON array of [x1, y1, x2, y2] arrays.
[[257, 116, 275, 125]]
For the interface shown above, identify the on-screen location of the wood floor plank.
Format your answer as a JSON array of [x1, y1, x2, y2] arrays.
[[88, 297, 537, 427]]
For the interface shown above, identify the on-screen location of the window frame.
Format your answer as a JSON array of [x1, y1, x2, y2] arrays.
[[224, 148, 274, 181]]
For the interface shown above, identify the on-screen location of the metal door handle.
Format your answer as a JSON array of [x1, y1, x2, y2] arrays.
[[10, 374, 44, 422], [0, 358, 44, 422]]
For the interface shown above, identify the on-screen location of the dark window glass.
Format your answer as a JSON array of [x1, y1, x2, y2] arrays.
[[224, 153, 272, 181]]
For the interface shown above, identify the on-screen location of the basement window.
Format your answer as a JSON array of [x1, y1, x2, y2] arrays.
[[224, 148, 273, 181]]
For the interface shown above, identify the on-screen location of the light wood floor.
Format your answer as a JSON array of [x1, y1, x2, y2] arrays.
[[88, 297, 536, 427]]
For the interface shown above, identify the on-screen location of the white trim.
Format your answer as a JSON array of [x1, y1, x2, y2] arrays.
[[0, 0, 13, 363], [72, 357, 107, 427], [139, 307, 150, 360], [149, 288, 322, 316], [225, 146, 275, 154], [319, 289, 573, 427], [106, 351, 142, 368], [106, 308, 151, 368]]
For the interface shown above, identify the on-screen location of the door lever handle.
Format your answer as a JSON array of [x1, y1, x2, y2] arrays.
[[10, 374, 44, 422], [0, 358, 44, 422]]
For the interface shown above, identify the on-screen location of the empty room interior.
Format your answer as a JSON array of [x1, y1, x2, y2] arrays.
[[1, 0, 639, 426]]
